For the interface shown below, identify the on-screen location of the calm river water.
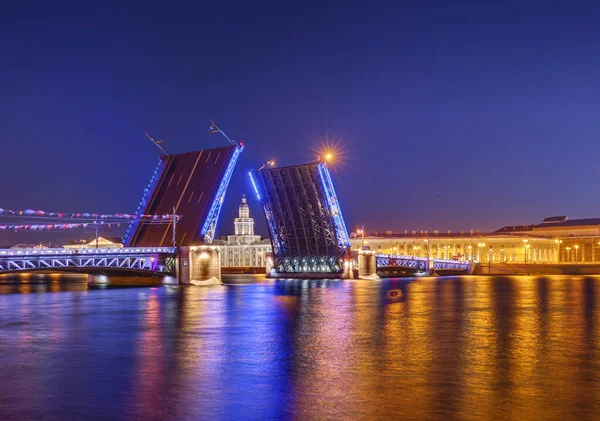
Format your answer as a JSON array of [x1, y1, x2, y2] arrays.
[[1, 275, 600, 420]]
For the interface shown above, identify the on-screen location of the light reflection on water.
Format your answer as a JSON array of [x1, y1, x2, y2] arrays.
[[0, 275, 599, 420]]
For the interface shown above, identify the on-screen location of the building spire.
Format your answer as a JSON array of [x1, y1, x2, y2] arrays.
[[235, 194, 253, 235]]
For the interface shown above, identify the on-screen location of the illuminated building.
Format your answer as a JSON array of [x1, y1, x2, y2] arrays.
[[352, 216, 600, 263], [64, 236, 123, 249], [214, 195, 271, 267]]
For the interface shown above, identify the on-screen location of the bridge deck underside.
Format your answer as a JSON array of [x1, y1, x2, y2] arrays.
[[126, 145, 238, 247], [253, 163, 349, 274]]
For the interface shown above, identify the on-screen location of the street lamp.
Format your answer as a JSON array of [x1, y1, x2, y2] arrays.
[[566, 246, 571, 262], [478, 243, 485, 262], [357, 226, 365, 250], [467, 245, 473, 261], [412, 245, 421, 258], [575, 245, 579, 263], [555, 239, 562, 263], [523, 239, 529, 264]]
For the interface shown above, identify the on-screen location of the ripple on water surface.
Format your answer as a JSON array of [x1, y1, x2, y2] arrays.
[[0, 275, 599, 420]]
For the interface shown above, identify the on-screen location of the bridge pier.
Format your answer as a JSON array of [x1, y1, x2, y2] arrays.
[[177, 246, 222, 285], [358, 250, 378, 278], [88, 274, 109, 284]]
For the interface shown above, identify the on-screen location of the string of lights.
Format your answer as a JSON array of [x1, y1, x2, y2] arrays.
[[0, 208, 178, 220], [0, 219, 174, 232]]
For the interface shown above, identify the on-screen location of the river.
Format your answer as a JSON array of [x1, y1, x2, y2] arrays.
[[0, 275, 599, 420]]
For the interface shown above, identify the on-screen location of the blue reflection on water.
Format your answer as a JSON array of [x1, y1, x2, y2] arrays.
[[0, 275, 600, 420]]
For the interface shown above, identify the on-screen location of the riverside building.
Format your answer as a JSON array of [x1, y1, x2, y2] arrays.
[[215, 195, 271, 268], [351, 216, 600, 264]]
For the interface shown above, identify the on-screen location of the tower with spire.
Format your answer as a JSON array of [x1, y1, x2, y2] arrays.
[[228, 194, 261, 244]]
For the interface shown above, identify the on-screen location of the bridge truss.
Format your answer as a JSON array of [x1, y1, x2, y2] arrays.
[[376, 254, 473, 275], [0, 247, 176, 274], [250, 161, 350, 274], [376, 255, 429, 272]]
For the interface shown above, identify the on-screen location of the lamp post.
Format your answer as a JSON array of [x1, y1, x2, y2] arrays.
[[566, 246, 571, 262], [575, 245, 579, 263], [523, 239, 529, 264], [357, 226, 365, 250], [467, 245, 473, 261], [477, 243, 485, 262], [555, 239, 562, 263]]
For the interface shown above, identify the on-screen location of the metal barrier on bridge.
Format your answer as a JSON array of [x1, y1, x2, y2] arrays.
[[376, 254, 430, 272], [0, 247, 177, 274], [374, 254, 474, 275]]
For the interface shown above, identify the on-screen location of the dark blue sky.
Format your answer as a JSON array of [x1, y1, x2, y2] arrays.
[[1, 1, 600, 240]]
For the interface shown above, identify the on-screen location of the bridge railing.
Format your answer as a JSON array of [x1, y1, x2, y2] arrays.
[[375, 254, 473, 274]]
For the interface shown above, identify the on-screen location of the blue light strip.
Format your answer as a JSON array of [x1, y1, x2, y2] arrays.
[[248, 171, 261, 200], [123, 157, 165, 246], [317, 163, 351, 249], [251, 171, 280, 255], [200, 145, 244, 243]]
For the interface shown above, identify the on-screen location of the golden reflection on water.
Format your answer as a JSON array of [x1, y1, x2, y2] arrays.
[[2, 275, 600, 420]]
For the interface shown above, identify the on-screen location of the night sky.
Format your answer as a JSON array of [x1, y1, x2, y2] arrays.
[[2, 1, 600, 243]]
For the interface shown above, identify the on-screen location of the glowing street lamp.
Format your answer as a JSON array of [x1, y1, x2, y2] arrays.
[[555, 239, 563, 263], [575, 245, 579, 263], [566, 246, 572, 262], [356, 225, 365, 249], [523, 239, 529, 264]]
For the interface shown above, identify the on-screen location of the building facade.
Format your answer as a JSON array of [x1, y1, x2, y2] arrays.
[[216, 195, 271, 267], [351, 215, 600, 264], [63, 237, 123, 249]]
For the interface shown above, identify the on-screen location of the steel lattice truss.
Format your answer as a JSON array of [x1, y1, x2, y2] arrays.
[[376, 254, 473, 274], [0, 247, 176, 274], [251, 162, 350, 274], [376, 255, 430, 272], [123, 157, 165, 245], [200, 145, 244, 243], [432, 259, 473, 272]]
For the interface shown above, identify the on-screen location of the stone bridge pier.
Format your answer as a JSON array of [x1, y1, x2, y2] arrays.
[[358, 250, 378, 278]]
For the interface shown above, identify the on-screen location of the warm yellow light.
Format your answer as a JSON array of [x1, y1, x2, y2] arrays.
[[325, 153, 333, 161], [199, 252, 210, 260]]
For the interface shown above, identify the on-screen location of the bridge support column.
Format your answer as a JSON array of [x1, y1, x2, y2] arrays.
[[88, 274, 110, 285], [358, 250, 377, 278], [178, 246, 221, 285]]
